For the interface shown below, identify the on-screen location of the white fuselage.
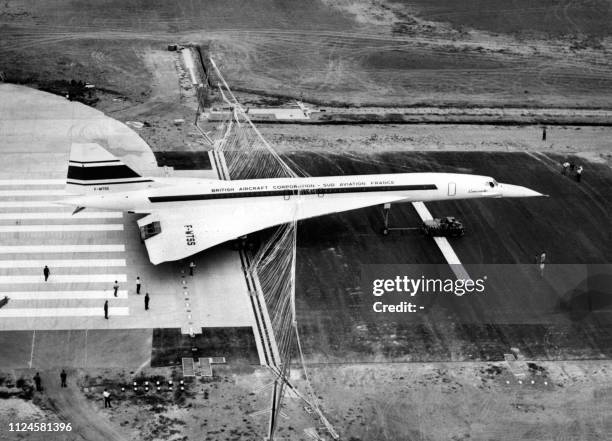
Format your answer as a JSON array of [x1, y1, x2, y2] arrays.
[[60, 172, 543, 264], [65, 172, 532, 213]]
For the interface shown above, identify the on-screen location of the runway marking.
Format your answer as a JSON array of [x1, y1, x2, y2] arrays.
[[412, 202, 471, 280], [0, 190, 67, 196], [0, 307, 129, 317], [0, 244, 125, 253], [411, 201, 434, 221], [0, 224, 123, 232], [134, 357, 152, 375], [0, 212, 123, 219], [0, 259, 126, 268], [29, 330, 35, 369], [84, 329, 88, 368], [432, 237, 467, 266], [0, 274, 127, 284], [5, 290, 128, 300], [238, 248, 276, 366], [0, 179, 65, 186]]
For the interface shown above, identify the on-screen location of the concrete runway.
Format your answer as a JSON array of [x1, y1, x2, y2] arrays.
[[0, 85, 261, 369]]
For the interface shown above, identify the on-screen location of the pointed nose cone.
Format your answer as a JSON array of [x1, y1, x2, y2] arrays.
[[498, 183, 546, 198]]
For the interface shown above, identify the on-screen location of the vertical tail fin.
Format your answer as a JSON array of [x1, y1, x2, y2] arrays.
[[66, 143, 153, 194]]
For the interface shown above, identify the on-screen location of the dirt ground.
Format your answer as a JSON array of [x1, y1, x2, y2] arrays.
[[305, 359, 612, 440], [1, 0, 611, 108], [253, 123, 612, 165], [1, 359, 611, 441]]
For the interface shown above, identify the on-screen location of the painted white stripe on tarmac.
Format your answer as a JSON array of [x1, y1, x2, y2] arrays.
[[0, 274, 127, 284], [0, 212, 122, 219], [0, 307, 129, 317], [0, 179, 65, 186], [4, 290, 128, 300], [0, 190, 67, 196], [0, 244, 125, 253], [411, 201, 434, 221], [0, 224, 123, 232], [0, 259, 126, 268], [412, 202, 471, 280], [432, 237, 468, 266]]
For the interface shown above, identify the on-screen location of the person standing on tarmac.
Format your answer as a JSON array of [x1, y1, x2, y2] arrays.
[[103, 389, 112, 408], [561, 161, 570, 175], [576, 165, 583, 182], [33, 372, 42, 392], [539, 252, 547, 277]]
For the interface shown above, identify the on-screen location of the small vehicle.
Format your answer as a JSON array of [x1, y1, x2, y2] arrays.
[[422, 217, 465, 237]]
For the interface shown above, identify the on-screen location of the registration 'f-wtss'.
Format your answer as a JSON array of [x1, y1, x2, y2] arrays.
[[58, 144, 544, 265]]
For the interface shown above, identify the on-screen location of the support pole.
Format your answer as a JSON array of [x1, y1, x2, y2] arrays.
[[267, 379, 278, 440], [382, 203, 391, 235]]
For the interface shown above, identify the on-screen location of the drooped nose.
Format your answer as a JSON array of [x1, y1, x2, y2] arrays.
[[498, 183, 546, 198]]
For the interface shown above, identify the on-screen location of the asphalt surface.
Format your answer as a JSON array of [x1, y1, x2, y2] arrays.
[[284, 151, 612, 362], [151, 327, 259, 367], [0, 330, 151, 369]]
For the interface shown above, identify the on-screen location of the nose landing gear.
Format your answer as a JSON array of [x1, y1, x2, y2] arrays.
[[380, 203, 419, 235]]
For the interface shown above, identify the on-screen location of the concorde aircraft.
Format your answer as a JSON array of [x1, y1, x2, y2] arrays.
[[59, 143, 543, 265]]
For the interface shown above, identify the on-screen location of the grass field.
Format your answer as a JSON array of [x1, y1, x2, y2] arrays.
[[1, 1, 611, 107]]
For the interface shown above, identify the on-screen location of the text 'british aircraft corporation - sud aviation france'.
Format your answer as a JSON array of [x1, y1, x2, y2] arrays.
[[58, 143, 544, 265]]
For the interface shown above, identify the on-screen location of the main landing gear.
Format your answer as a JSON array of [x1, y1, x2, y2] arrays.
[[381, 203, 419, 235]]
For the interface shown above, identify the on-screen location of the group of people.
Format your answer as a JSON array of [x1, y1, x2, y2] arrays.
[[543, 128, 584, 183], [42, 260, 199, 319], [42, 266, 152, 319], [104, 277, 149, 319], [30, 256, 202, 410], [561, 161, 584, 182], [32, 370, 68, 392], [31, 371, 113, 408]]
